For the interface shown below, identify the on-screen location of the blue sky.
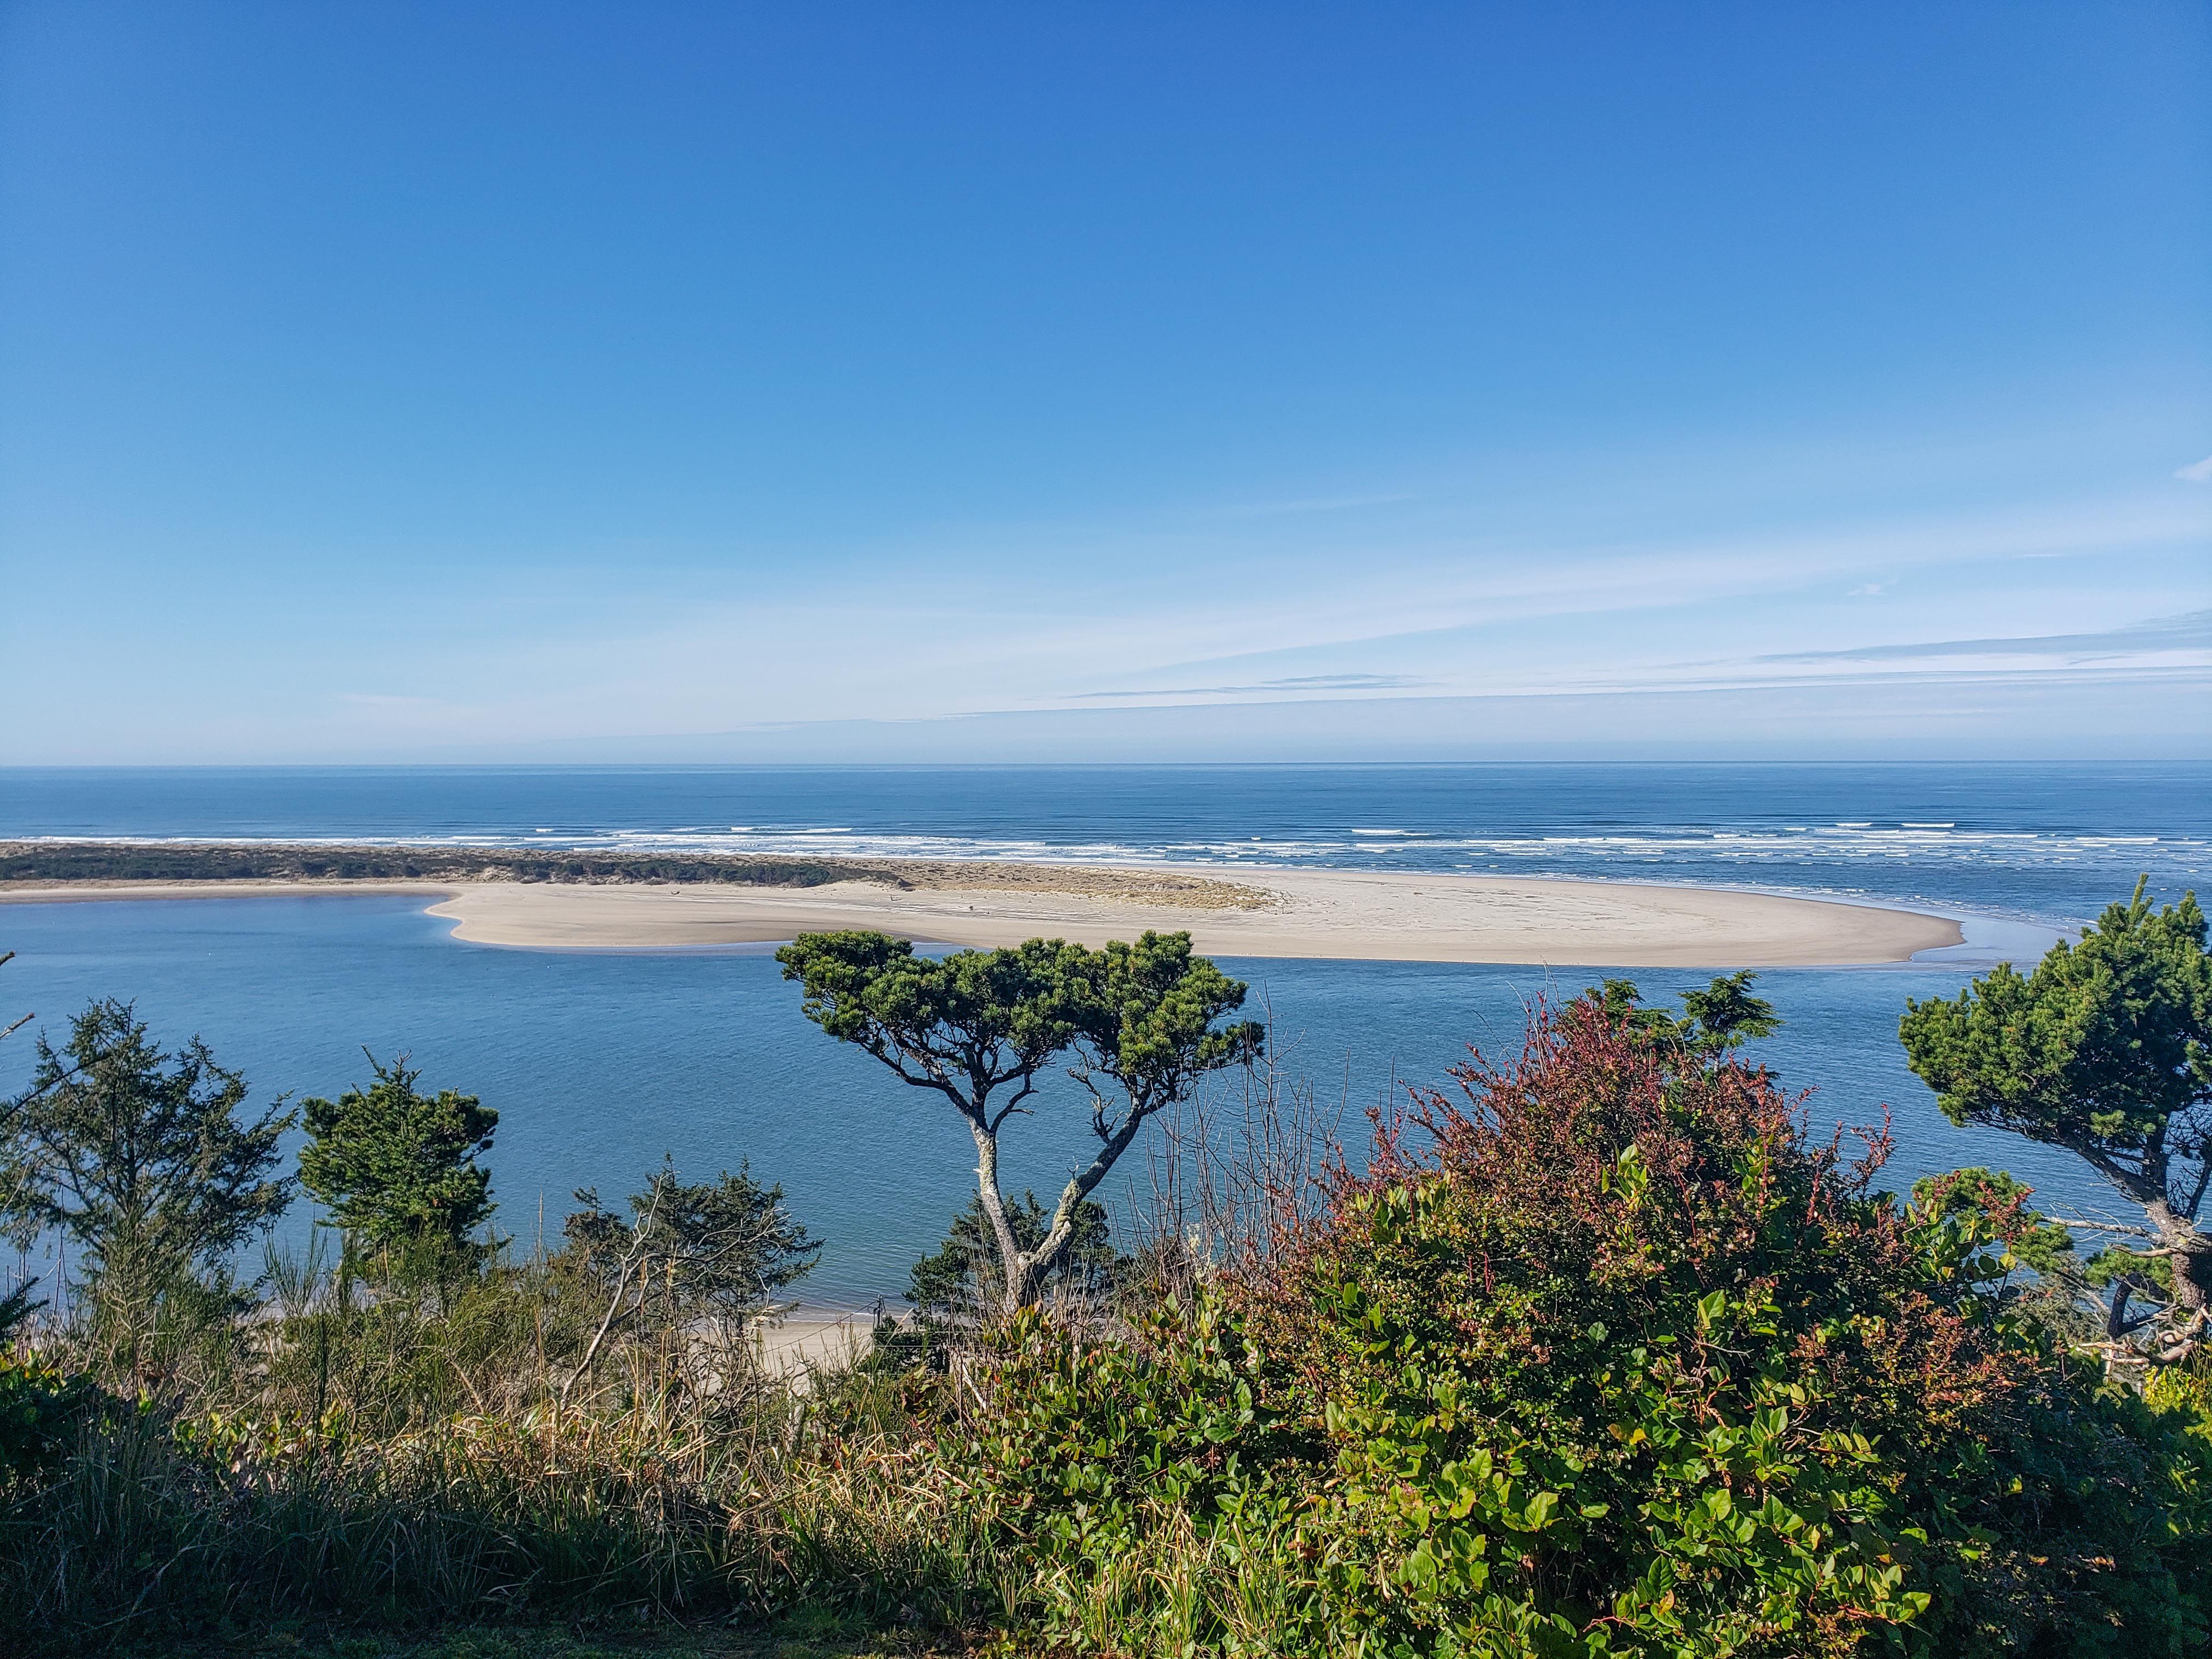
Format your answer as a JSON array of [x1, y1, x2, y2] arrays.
[[2, 2, 2207, 762]]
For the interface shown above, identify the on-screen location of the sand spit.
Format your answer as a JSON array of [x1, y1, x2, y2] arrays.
[[423, 867, 1959, 965], [1, 848, 1963, 966]]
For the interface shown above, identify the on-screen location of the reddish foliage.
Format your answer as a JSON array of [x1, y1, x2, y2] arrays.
[[1242, 991, 2028, 1463]]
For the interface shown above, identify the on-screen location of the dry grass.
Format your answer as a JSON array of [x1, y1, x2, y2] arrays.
[[0, 1296, 991, 1654]]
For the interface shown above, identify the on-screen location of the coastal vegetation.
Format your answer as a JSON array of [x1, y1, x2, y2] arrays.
[[776, 930, 1259, 1311], [0, 840, 911, 890], [0, 841, 1269, 909], [300, 1057, 501, 1250], [1901, 878, 2211, 1357], [0, 896, 2208, 1655]]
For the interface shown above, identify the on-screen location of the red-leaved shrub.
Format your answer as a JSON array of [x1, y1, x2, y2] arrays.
[[1224, 992, 2209, 1656]]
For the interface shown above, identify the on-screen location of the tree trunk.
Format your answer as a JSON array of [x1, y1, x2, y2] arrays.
[[972, 1102, 1156, 1316], [2145, 1198, 2210, 1315], [1019, 1109, 1152, 1309], [1025, 1173, 1106, 1304], [2107, 1278, 2136, 1341], [967, 1118, 1029, 1314]]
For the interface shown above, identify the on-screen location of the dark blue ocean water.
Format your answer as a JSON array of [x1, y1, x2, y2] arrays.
[[2, 764, 2205, 1304]]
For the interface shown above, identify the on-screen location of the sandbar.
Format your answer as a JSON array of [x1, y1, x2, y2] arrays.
[[0, 865, 1962, 966]]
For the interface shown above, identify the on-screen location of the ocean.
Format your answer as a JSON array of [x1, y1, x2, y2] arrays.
[[2, 763, 2206, 1304]]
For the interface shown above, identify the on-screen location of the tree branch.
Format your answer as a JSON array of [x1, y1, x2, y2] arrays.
[[560, 1183, 667, 1408], [985, 1076, 1038, 1136]]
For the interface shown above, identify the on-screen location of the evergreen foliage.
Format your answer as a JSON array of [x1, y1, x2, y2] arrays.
[[777, 928, 1256, 1310], [0, 999, 294, 1381], [299, 1054, 499, 1250], [1589, 969, 1784, 1055], [0, 839, 880, 889], [558, 1156, 820, 1397], [1900, 878, 2212, 1343]]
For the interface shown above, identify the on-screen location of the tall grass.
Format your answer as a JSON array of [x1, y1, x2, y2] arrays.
[[0, 1368, 987, 1649], [0, 1216, 997, 1652]]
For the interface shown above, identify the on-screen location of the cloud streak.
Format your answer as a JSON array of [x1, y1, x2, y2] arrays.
[[1751, 610, 2212, 666], [1068, 673, 1432, 699]]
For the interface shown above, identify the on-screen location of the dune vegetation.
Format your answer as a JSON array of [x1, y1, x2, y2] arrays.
[[1, 893, 2208, 1657]]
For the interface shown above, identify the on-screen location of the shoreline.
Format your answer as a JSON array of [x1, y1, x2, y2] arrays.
[[0, 857, 1965, 968]]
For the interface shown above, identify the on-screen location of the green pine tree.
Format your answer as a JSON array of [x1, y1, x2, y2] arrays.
[[298, 1054, 498, 1253]]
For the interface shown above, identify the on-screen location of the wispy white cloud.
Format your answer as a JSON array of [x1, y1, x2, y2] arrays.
[[958, 493, 2207, 702], [349, 490, 2205, 741], [2176, 455, 2212, 483], [15, 419, 2210, 759], [1749, 610, 2212, 665], [1068, 673, 1430, 699]]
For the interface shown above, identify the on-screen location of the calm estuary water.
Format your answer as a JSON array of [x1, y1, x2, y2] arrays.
[[2, 763, 2204, 1304]]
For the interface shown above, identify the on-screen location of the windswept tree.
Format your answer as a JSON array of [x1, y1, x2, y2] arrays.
[[299, 1054, 498, 1255], [1900, 878, 2211, 1352], [778, 929, 1259, 1312], [0, 999, 295, 1378]]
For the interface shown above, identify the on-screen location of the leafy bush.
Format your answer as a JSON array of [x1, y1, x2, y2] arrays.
[[0, 1351, 91, 1482], [1268, 994, 2210, 1656], [943, 1291, 1319, 1653], [950, 990, 2212, 1656]]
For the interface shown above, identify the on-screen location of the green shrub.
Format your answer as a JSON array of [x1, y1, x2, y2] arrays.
[[0, 1351, 92, 1481], [1264, 993, 2210, 1656], [951, 990, 2212, 1657], [944, 1291, 1319, 1653]]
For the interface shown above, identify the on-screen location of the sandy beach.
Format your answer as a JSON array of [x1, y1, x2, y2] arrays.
[[0, 862, 1962, 966]]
